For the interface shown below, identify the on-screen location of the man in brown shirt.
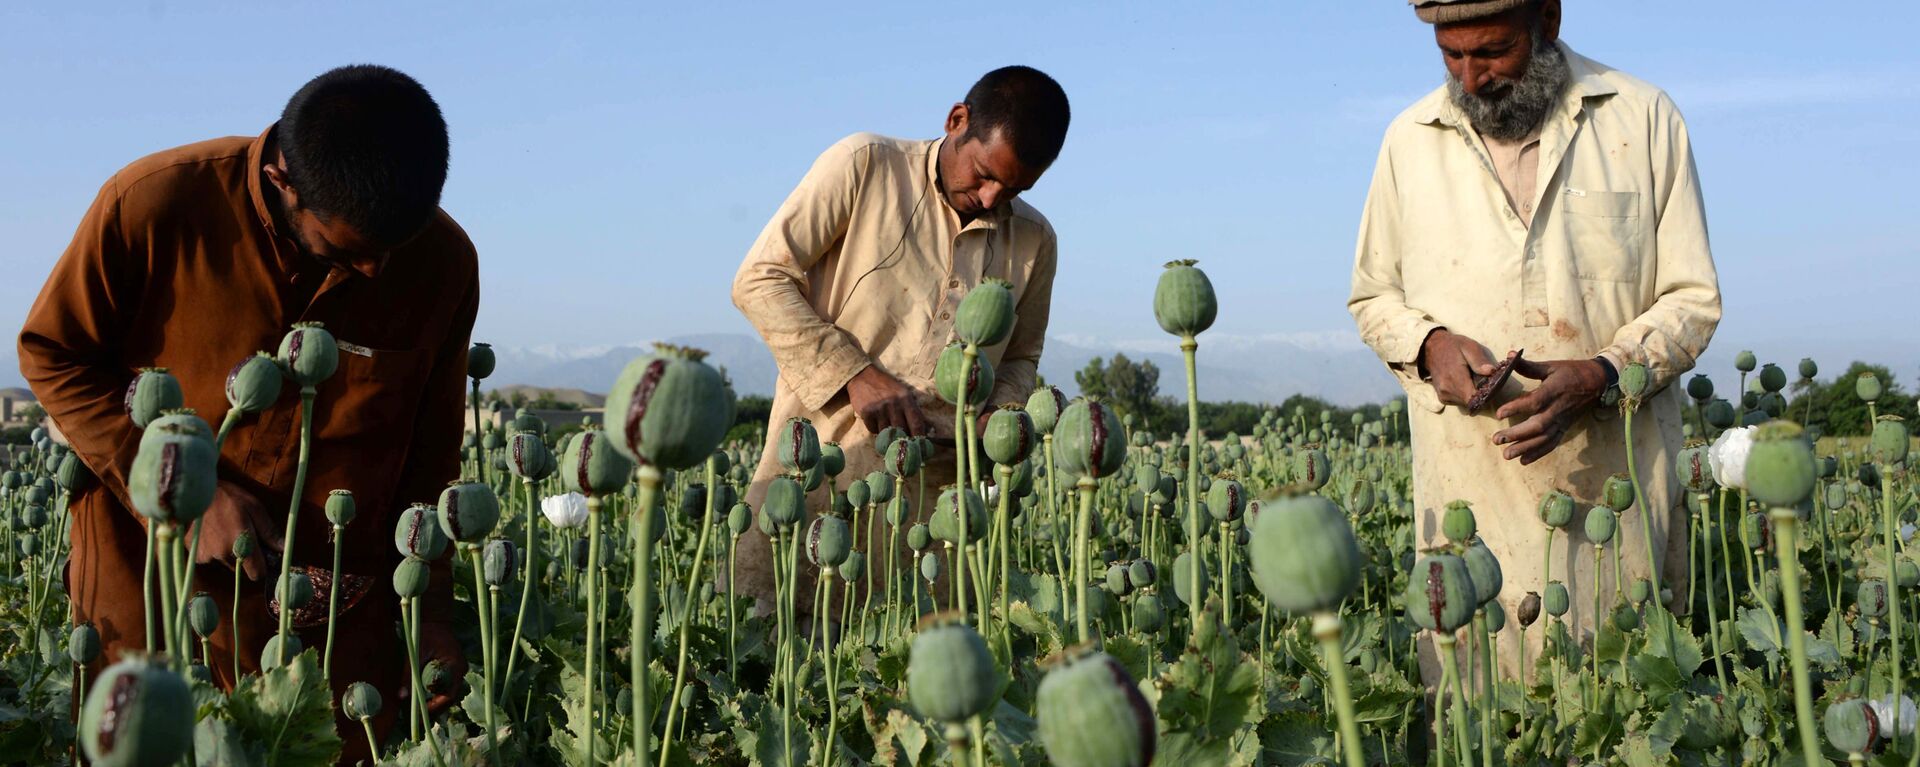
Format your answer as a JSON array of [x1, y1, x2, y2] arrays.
[[19, 65, 475, 760]]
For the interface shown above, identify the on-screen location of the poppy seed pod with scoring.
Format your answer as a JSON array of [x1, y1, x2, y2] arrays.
[[79, 658, 194, 767], [1207, 477, 1246, 522], [807, 514, 851, 569], [324, 490, 356, 528], [1860, 580, 1890, 619], [1677, 442, 1714, 492], [605, 345, 735, 471], [225, 353, 283, 413], [884, 438, 921, 478], [467, 342, 495, 380], [394, 504, 449, 561], [1872, 416, 1910, 465], [1292, 448, 1330, 491], [277, 322, 339, 389], [1153, 259, 1217, 337], [1249, 493, 1361, 614], [560, 429, 634, 498], [128, 424, 217, 524], [1746, 421, 1817, 508], [1129, 559, 1157, 588], [1537, 489, 1575, 528], [1758, 363, 1786, 393], [1603, 473, 1635, 512], [1105, 563, 1132, 596], [776, 417, 821, 474], [953, 278, 1016, 348], [1463, 541, 1503, 606], [437, 481, 501, 544], [908, 614, 1000, 724], [124, 368, 184, 429], [1442, 500, 1477, 544], [1054, 398, 1127, 481], [187, 593, 219, 639], [935, 343, 995, 407], [146, 409, 212, 440], [1585, 506, 1617, 545], [984, 406, 1036, 466], [931, 486, 988, 545], [1027, 385, 1068, 435], [1406, 554, 1477, 632], [507, 430, 556, 482], [1824, 698, 1882, 756], [1035, 647, 1157, 767]]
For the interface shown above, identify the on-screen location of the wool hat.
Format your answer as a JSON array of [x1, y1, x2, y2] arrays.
[[1412, 0, 1534, 24]]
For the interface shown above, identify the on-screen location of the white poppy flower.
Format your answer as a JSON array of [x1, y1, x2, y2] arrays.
[[1707, 426, 1755, 490], [542, 492, 590, 529], [1871, 695, 1918, 738]]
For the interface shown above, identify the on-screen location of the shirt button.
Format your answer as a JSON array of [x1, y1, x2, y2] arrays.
[[940, 311, 951, 320], [948, 279, 960, 288]]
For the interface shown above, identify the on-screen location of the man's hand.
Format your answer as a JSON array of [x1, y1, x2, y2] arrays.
[[1419, 328, 1498, 407], [416, 621, 469, 714], [847, 365, 935, 437], [1491, 358, 1610, 465], [190, 481, 282, 580]]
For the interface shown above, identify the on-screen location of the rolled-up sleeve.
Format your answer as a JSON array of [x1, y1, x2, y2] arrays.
[[19, 176, 147, 513], [1596, 92, 1721, 394], [989, 229, 1054, 408], [732, 139, 873, 412], [1348, 138, 1445, 413]]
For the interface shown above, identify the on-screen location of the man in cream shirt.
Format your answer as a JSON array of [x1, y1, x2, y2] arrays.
[[731, 66, 1068, 617], [1349, 0, 1721, 685]]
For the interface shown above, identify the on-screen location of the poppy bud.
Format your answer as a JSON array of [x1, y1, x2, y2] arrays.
[[819, 442, 846, 479], [954, 278, 1016, 348], [1705, 398, 1736, 429], [935, 343, 995, 408], [1349, 480, 1376, 516], [1612, 603, 1640, 631], [276, 322, 338, 389], [1249, 493, 1360, 614], [984, 406, 1036, 466], [1133, 596, 1165, 633], [1405, 554, 1476, 632], [79, 658, 193, 767], [726, 503, 752, 536], [1537, 489, 1575, 528], [908, 614, 999, 724], [343, 682, 382, 722], [1620, 362, 1651, 399], [1603, 473, 1635, 512], [1035, 648, 1157, 767], [1544, 581, 1570, 617], [1585, 507, 1617, 546], [845, 479, 871, 510], [467, 342, 495, 380], [908, 524, 933, 553], [1027, 385, 1068, 435], [1152, 259, 1217, 338], [324, 490, 356, 528], [187, 593, 219, 639], [1442, 500, 1477, 544], [1054, 399, 1126, 481], [393, 557, 431, 599], [1171, 551, 1208, 606], [886, 495, 912, 527]]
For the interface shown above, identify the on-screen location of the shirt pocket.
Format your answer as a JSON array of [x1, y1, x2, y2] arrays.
[[312, 344, 431, 444], [1560, 189, 1642, 282]]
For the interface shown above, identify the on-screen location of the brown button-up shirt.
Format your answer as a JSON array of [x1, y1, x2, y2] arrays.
[[18, 125, 478, 579]]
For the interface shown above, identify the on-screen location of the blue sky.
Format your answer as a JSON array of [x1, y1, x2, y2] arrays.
[[3, 1, 1917, 389]]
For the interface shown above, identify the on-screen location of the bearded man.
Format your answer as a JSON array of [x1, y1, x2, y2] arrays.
[[1348, 0, 1721, 687]]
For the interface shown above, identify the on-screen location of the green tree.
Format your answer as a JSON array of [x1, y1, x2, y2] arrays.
[[1784, 361, 1917, 437], [1075, 353, 1167, 430]]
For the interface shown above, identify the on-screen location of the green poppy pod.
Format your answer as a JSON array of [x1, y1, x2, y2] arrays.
[[762, 476, 806, 528], [845, 479, 871, 509], [143, 409, 212, 441], [277, 572, 314, 610], [1611, 603, 1640, 631], [257, 634, 304, 672], [1585, 506, 1617, 545], [483, 539, 517, 586], [1004, 458, 1036, 498], [1207, 477, 1246, 522], [466, 342, 495, 380], [1603, 473, 1635, 512], [123, 368, 184, 429], [984, 406, 1036, 466], [437, 481, 501, 543], [1027, 385, 1068, 435], [1733, 350, 1756, 373], [1105, 563, 1133, 596], [1897, 559, 1919, 589], [1759, 392, 1786, 418], [1172, 551, 1209, 606], [343, 681, 382, 721], [1484, 599, 1507, 632], [1747, 421, 1817, 508], [1757, 363, 1786, 393], [908, 615, 1000, 723], [1517, 592, 1541, 628], [224, 352, 283, 413], [1872, 416, 1910, 465], [884, 438, 921, 479], [506, 430, 555, 482], [1795, 358, 1817, 380], [421, 660, 455, 698], [394, 504, 449, 561], [1292, 449, 1330, 491], [511, 409, 547, 436], [1442, 500, 1477, 543], [232, 530, 255, 559], [819, 442, 846, 479], [807, 514, 851, 569], [1133, 596, 1165, 633], [605, 346, 734, 471], [1249, 493, 1361, 614], [776, 417, 821, 474], [1619, 362, 1651, 399], [954, 278, 1016, 348], [1130, 431, 1151, 448], [79, 658, 194, 767], [864, 471, 894, 505], [1704, 398, 1736, 429], [187, 593, 219, 639], [1537, 489, 1575, 528], [324, 489, 356, 528], [934, 343, 995, 408], [678, 483, 709, 519], [726, 503, 752, 536], [931, 486, 988, 545], [1349, 479, 1376, 516], [128, 425, 217, 524], [560, 429, 634, 498], [908, 523, 932, 553], [1858, 373, 1883, 403], [873, 426, 907, 458], [1859, 580, 1889, 619], [1150, 475, 1177, 507], [839, 550, 866, 581], [481, 430, 505, 451], [1405, 554, 1477, 633], [1543, 581, 1570, 617], [22, 503, 48, 530], [1676, 443, 1714, 492], [1824, 698, 1881, 755], [1035, 648, 1157, 767], [55, 451, 92, 492], [1686, 374, 1714, 402], [1825, 482, 1848, 511], [1462, 541, 1503, 606], [69, 623, 101, 665], [1153, 259, 1217, 337], [886, 495, 912, 527], [1629, 578, 1652, 605], [1129, 559, 1157, 588], [276, 322, 339, 389], [1054, 398, 1127, 481]]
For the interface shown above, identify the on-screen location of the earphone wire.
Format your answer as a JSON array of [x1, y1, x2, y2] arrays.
[[830, 145, 935, 324]]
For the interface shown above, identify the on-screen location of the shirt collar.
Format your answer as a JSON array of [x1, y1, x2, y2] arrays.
[[246, 123, 387, 281], [1412, 41, 1618, 128]]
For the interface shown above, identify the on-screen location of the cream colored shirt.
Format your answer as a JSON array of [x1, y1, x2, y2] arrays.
[[1483, 132, 1541, 226], [1347, 43, 1721, 677]]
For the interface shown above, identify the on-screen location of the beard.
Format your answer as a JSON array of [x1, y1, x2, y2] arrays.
[[1446, 32, 1572, 141]]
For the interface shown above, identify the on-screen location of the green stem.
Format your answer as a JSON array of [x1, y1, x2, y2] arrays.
[[144, 521, 157, 653], [660, 462, 717, 767], [1883, 469, 1904, 721], [633, 468, 662, 767], [232, 562, 244, 684], [1770, 509, 1819, 767], [1437, 634, 1473, 764], [361, 718, 380, 763], [583, 496, 604, 767], [469, 546, 499, 756], [1315, 614, 1366, 767], [1182, 336, 1202, 633], [504, 480, 539, 703], [1697, 493, 1730, 693], [275, 390, 316, 664], [1075, 477, 1096, 644], [323, 524, 344, 679]]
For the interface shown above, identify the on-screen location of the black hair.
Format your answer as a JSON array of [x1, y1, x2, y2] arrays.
[[962, 65, 1071, 170], [279, 64, 449, 245]]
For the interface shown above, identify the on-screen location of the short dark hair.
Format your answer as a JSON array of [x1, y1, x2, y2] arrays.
[[962, 66, 1071, 169], [279, 65, 449, 245]]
